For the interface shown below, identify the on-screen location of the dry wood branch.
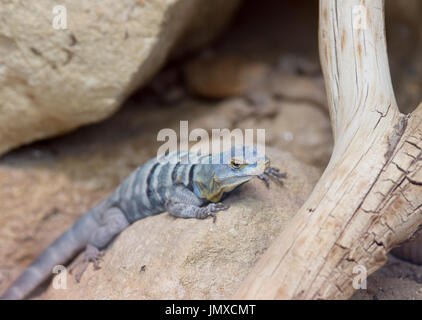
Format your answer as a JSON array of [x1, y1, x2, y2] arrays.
[[234, 0, 422, 299]]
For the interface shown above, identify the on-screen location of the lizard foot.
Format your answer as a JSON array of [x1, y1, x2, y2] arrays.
[[69, 244, 104, 282], [258, 166, 287, 187], [198, 202, 230, 223]]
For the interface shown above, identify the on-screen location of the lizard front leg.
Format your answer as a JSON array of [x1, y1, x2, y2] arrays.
[[69, 207, 129, 282], [165, 185, 229, 223]]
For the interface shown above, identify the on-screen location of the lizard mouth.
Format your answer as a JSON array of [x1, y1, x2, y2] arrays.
[[265, 159, 270, 169], [255, 159, 269, 174], [216, 175, 253, 186]]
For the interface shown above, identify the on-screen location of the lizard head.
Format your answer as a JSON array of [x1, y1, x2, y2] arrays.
[[213, 145, 269, 183], [197, 146, 269, 202]]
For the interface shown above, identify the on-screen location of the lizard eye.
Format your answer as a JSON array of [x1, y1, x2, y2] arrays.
[[230, 159, 245, 170]]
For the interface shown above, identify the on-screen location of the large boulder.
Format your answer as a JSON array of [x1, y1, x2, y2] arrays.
[[0, 0, 241, 155]]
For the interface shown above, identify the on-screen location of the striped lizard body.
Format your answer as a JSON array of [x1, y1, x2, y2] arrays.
[[110, 151, 203, 223]]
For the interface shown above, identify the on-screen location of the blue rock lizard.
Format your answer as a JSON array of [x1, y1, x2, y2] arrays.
[[1, 146, 285, 300]]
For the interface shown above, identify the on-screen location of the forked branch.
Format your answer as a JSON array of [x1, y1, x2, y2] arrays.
[[234, 0, 422, 299]]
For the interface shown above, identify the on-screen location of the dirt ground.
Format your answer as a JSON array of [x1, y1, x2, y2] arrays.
[[0, 0, 421, 299]]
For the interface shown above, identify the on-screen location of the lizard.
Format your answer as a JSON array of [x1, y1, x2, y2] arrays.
[[1, 145, 286, 300]]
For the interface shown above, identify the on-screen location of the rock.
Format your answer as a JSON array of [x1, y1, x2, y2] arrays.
[[185, 54, 271, 98], [0, 0, 242, 155], [269, 72, 328, 109], [244, 100, 333, 168], [276, 53, 321, 75], [190, 97, 333, 169], [184, 52, 327, 110], [189, 97, 277, 130], [42, 148, 320, 299]]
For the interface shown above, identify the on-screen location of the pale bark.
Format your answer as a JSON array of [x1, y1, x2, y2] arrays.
[[234, 0, 422, 299]]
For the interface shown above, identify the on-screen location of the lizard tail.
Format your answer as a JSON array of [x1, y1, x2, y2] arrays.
[[1, 210, 100, 300]]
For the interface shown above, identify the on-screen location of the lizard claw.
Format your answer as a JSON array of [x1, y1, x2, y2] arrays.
[[69, 244, 104, 282], [258, 166, 287, 187], [212, 202, 230, 211], [200, 202, 230, 223], [258, 173, 271, 187]]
